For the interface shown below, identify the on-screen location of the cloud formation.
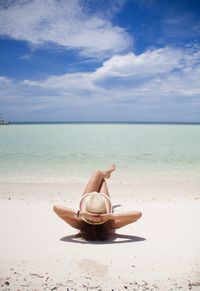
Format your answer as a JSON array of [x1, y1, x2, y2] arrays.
[[0, 0, 132, 58], [23, 46, 200, 95], [1, 46, 200, 121]]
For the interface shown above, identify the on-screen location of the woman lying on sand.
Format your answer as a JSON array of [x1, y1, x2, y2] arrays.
[[53, 164, 142, 241]]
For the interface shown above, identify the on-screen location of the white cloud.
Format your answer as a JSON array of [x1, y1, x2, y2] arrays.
[[0, 76, 12, 84], [95, 47, 183, 78], [1, 46, 200, 121], [23, 72, 95, 93], [24, 46, 200, 96], [0, 0, 132, 58]]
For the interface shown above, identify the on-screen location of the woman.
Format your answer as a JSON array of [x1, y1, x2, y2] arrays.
[[53, 164, 142, 241]]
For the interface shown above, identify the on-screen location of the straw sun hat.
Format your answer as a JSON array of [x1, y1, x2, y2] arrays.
[[80, 192, 112, 225]]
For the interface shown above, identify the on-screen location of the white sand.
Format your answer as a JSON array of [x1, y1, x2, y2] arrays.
[[0, 181, 200, 290]]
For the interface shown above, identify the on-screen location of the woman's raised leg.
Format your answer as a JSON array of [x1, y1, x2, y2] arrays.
[[82, 164, 116, 196], [99, 179, 110, 198]]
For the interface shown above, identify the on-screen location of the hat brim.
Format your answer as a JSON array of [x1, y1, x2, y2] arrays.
[[80, 192, 112, 225], [81, 217, 106, 225]]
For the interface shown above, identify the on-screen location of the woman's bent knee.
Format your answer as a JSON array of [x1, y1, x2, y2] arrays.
[[94, 170, 102, 176], [53, 205, 60, 213]]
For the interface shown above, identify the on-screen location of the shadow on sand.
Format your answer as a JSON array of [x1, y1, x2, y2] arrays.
[[60, 233, 146, 244]]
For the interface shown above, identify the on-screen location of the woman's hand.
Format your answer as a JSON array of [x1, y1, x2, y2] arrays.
[[79, 211, 113, 223], [97, 213, 114, 222], [79, 211, 103, 223]]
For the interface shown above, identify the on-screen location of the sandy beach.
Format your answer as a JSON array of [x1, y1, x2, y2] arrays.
[[1, 0, 200, 288], [0, 180, 200, 291]]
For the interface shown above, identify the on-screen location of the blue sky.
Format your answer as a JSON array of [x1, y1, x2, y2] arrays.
[[0, 0, 200, 122]]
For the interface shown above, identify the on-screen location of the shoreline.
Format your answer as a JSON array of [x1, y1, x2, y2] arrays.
[[0, 175, 200, 203]]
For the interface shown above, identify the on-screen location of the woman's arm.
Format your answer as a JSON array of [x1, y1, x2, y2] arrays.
[[53, 205, 142, 230], [53, 205, 81, 229], [111, 211, 142, 229], [53, 205, 107, 228], [93, 210, 142, 229]]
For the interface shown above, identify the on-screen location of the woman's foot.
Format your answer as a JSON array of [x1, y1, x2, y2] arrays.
[[104, 164, 116, 179]]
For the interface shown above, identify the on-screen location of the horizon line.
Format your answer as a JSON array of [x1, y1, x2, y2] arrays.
[[10, 121, 200, 125]]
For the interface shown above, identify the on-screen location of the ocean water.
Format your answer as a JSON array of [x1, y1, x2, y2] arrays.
[[0, 123, 200, 184]]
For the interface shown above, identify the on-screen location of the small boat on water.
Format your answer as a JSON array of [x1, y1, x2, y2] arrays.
[[0, 114, 11, 125]]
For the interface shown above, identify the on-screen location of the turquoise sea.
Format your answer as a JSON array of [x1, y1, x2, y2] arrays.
[[0, 123, 200, 184]]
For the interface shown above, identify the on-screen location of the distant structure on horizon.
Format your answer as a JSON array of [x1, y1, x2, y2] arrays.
[[0, 113, 11, 125]]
